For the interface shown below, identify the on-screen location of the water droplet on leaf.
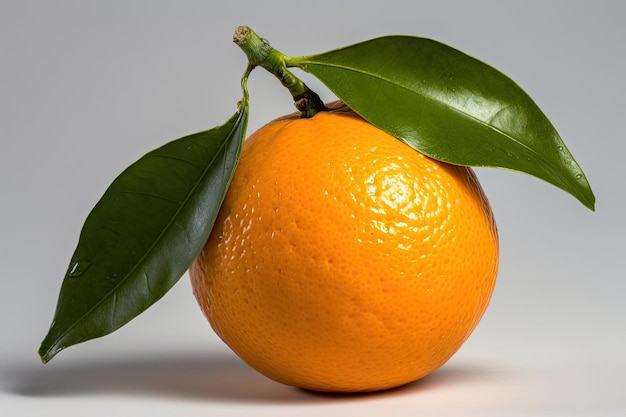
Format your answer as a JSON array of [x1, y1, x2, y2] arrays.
[[68, 258, 92, 278]]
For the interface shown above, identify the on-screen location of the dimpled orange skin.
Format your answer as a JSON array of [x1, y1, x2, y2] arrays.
[[190, 101, 499, 393]]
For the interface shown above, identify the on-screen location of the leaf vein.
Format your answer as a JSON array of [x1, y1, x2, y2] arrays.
[[146, 153, 203, 171], [109, 190, 182, 205]]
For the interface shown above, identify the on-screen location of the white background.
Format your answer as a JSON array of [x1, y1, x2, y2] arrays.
[[1, 1, 624, 416]]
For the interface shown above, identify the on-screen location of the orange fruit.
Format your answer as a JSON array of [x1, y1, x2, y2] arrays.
[[189, 101, 499, 392]]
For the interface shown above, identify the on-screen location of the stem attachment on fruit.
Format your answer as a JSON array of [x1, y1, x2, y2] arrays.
[[233, 26, 327, 118]]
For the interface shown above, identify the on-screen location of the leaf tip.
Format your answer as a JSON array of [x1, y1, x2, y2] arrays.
[[38, 330, 62, 364], [38, 345, 55, 364]]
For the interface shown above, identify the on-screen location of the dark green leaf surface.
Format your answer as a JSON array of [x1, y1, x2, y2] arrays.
[[289, 36, 595, 210], [39, 102, 249, 363]]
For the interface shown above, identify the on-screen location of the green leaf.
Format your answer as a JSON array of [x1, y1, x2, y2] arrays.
[[39, 101, 249, 363], [288, 36, 595, 210]]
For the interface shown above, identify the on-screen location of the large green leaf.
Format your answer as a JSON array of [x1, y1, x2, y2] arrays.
[[288, 36, 595, 210], [39, 102, 249, 363]]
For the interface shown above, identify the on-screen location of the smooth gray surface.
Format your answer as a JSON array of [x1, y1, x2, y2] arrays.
[[1, 1, 624, 416]]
